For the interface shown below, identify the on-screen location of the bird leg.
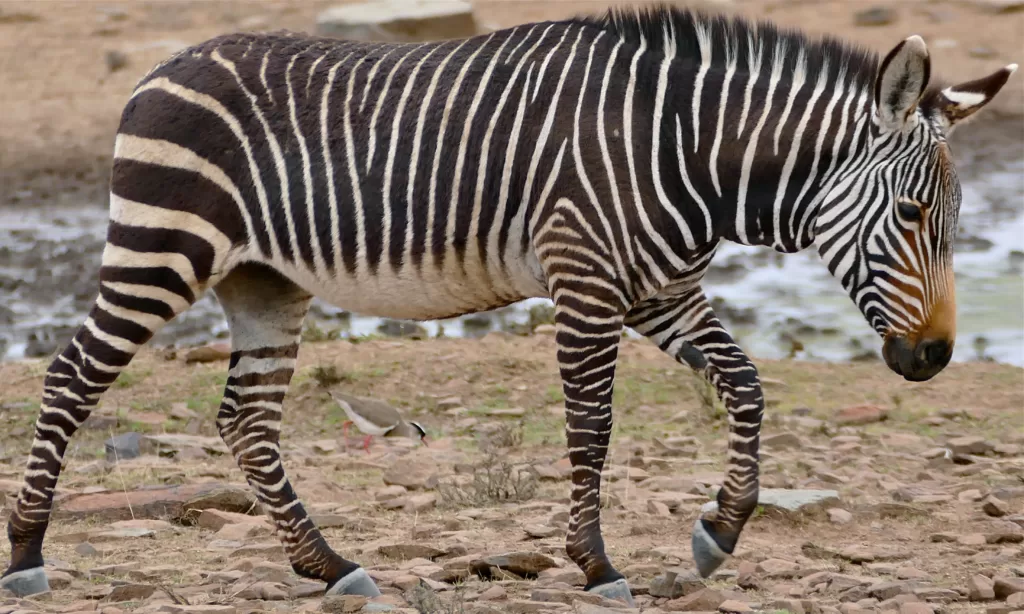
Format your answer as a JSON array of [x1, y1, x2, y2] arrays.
[[362, 435, 373, 454], [342, 421, 353, 453]]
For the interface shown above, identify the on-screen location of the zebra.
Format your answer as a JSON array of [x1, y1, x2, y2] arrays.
[[2, 5, 1015, 604]]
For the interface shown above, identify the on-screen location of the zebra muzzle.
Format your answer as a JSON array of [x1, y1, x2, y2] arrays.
[[882, 335, 953, 382]]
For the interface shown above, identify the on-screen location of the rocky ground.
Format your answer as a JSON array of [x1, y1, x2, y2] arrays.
[[0, 334, 1022, 614]]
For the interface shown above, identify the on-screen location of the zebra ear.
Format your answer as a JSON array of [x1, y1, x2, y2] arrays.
[[875, 35, 931, 132], [927, 64, 1018, 133]]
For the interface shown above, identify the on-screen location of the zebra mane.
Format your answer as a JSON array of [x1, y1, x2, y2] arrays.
[[574, 5, 880, 94]]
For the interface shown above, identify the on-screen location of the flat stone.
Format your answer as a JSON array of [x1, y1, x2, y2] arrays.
[[900, 603, 934, 614], [55, 483, 255, 522], [59, 527, 156, 544], [947, 436, 993, 456], [378, 543, 446, 561], [757, 559, 800, 575], [855, 7, 898, 26], [719, 600, 754, 613], [158, 606, 238, 614], [382, 460, 437, 490], [104, 432, 152, 462], [184, 342, 232, 363], [984, 497, 1011, 517], [970, 575, 996, 601], [215, 523, 267, 541], [650, 569, 705, 598], [475, 551, 558, 577], [316, 0, 478, 43], [146, 434, 229, 456], [829, 508, 854, 525], [759, 488, 841, 512], [995, 577, 1024, 599], [834, 404, 887, 425], [404, 493, 437, 512], [104, 582, 156, 601], [321, 594, 367, 613], [160, 606, 239, 614], [960, 533, 988, 545], [197, 509, 268, 531], [665, 588, 727, 611], [763, 432, 803, 449], [44, 570, 74, 590], [478, 584, 507, 601], [529, 587, 606, 605], [524, 524, 561, 538], [914, 588, 960, 603], [869, 581, 911, 600]]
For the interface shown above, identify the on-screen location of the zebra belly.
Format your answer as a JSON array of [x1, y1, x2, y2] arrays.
[[264, 246, 550, 321]]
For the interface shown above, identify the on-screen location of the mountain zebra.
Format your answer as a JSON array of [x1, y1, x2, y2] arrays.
[[3, 5, 1015, 603]]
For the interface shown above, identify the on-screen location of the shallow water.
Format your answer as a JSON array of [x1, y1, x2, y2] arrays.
[[2, 127, 1021, 366]]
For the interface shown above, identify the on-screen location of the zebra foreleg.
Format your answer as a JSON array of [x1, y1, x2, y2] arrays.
[[212, 265, 379, 597], [626, 289, 763, 578], [550, 293, 633, 605]]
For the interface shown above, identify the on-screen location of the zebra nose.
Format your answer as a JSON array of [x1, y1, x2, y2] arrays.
[[917, 338, 953, 368]]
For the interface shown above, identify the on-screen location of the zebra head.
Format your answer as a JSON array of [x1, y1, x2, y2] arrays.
[[814, 35, 1016, 382]]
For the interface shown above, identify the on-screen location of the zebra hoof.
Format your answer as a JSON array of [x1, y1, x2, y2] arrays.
[[587, 578, 635, 607], [326, 568, 381, 598], [0, 567, 50, 597], [692, 517, 730, 579]]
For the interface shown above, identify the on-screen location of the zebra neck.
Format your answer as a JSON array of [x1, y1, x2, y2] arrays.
[[662, 59, 874, 255]]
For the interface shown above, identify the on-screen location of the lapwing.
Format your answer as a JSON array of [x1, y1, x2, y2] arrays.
[[329, 391, 428, 453]]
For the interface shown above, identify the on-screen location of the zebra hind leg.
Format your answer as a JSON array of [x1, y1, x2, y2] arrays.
[[2, 260, 201, 596], [212, 264, 380, 597]]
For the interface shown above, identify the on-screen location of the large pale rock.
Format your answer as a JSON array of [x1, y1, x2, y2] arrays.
[[705, 488, 839, 514], [316, 1, 478, 43]]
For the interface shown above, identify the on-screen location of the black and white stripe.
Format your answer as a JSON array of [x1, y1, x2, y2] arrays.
[[4, 5, 1015, 601]]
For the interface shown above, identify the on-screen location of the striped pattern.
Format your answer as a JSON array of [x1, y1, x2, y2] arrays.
[[6, 6, 1014, 596]]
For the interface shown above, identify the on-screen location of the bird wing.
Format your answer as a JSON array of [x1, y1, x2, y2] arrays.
[[330, 392, 397, 436]]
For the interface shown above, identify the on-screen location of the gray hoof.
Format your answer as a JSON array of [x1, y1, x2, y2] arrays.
[[692, 517, 730, 578], [0, 567, 50, 597], [587, 578, 635, 607], [326, 568, 382, 598]]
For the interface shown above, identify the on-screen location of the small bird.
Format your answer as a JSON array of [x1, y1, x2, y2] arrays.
[[329, 391, 428, 453]]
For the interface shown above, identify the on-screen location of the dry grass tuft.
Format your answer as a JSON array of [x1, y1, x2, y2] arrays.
[[438, 454, 538, 508]]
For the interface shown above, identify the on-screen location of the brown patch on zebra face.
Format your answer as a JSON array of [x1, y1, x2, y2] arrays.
[[880, 151, 959, 382]]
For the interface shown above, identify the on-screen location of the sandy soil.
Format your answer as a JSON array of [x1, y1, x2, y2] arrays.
[[0, 334, 1022, 613], [0, 0, 1022, 206]]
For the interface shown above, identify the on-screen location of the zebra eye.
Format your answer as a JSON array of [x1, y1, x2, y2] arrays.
[[897, 200, 923, 223]]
